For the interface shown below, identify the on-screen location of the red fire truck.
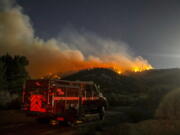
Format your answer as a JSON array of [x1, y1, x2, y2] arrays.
[[22, 79, 107, 124]]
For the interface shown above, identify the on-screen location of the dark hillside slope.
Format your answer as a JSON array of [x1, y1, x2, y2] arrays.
[[129, 68, 180, 87], [63, 68, 180, 100], [128, 68, 180, 99], [62, 68, 147, 107], [63, 68, 144, 94], [62, 68, 180, 120]]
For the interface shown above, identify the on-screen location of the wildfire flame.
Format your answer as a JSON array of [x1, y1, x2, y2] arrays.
[[42, 60, 153, 79]]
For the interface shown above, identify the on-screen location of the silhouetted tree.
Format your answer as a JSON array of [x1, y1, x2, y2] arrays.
[[0, 54, 29, 93], [0, 60, 6, 90]]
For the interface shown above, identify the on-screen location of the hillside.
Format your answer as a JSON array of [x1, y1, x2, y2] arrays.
[[129, 68, 180, 88], [63, 68, 143, 94], [63, 68, 180, 97], [62, 68, 180, 120]]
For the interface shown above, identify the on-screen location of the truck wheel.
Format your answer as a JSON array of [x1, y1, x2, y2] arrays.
[[36, 117, 50, 123], [99, 106, 105, 120], [67, 117, 77, 127]]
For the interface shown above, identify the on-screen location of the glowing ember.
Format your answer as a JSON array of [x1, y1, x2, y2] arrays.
[[117, 70, 122, 74], [112, 64, 153, 73], [62, 63, 151, 77]]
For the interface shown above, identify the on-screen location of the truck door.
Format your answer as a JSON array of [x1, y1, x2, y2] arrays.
[[53, 87, 66, 114], [83, 84, 97, 113], [91, 86, 100, 110], [53, 86, 80, 114]]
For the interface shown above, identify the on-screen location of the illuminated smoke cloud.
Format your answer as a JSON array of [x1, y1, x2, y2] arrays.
[[0, 0, 153, 78]]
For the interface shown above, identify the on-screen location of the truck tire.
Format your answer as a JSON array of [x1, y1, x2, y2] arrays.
[[36, 117, 50, 123], [99, 106, 105, 120]]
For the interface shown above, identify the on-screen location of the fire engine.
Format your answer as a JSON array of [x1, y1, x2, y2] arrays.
[[22, 79, 107, 125]]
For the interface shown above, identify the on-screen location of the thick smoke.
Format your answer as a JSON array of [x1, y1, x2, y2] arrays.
[[0, 0, 152, 78]]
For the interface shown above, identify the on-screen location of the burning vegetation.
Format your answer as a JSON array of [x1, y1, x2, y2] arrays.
[[43, 60, 152, 79]]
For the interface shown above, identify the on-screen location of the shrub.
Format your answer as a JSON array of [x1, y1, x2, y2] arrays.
[[0, 90, 19, 109], [156, 88, 180, 120]]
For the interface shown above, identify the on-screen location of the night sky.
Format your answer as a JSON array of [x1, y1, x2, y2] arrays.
[[16, 0, 180, 68]]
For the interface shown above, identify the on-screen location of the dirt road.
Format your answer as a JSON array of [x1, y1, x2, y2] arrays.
[[0, 121, 76, 135], [0, 108, 126, 135], [0, 110, 77, 135]]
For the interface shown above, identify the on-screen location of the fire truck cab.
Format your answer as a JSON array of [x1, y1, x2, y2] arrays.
[[22, 79, 107, 124]]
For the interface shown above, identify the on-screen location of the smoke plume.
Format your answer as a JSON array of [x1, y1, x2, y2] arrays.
[[0, 0, 153, 78]]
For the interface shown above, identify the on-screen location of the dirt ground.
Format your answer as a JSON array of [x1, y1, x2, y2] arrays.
[[0, 110, 76, 135], [0, 108, 125, 135], [0, 121, 76, 135]]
